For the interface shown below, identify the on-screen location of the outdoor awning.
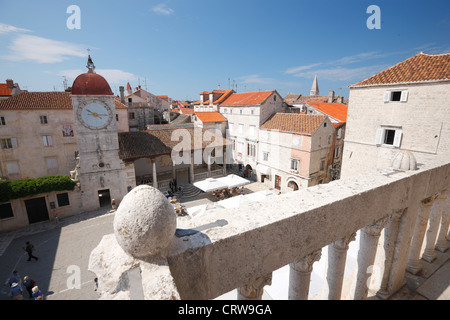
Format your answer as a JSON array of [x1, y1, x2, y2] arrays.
[[256, 164, 271, 175], [193, 178, 228, 192], [217, 174, 250, 188]]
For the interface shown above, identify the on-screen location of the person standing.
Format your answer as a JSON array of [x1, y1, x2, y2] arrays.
[[23, 276, 36, 299], [52, 209, 59, 223], [111, 199, 117, 211], [8, 270, 21, 286], [8, 283, 23, 300], [24, 241, 38, 261], [32, 286, 43, 300]]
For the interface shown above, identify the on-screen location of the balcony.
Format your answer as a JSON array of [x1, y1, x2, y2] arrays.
[[89, 157, 449, 300]]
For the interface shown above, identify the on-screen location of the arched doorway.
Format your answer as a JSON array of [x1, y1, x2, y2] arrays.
[[287, 180, 299, 191]]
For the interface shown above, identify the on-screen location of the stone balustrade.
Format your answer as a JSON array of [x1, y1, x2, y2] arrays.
[[88, 158, 449, 300]]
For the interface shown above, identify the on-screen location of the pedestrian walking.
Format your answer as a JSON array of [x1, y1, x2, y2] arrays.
[[111, 199, 117, 211], [23, 276, 36, 299], [8, 270, 21, 286], [52, 209, 59, 223], [32, 286, 43, 300], [23, 241, 38, 261], [8, 283, 23, 300]]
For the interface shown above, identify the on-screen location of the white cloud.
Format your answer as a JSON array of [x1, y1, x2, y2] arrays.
[[238, 74, 301, 89], [2, 35, 86, 63], [0, 22, 31, 34], [59, 69, 137, 85], [291, 65, 388, 82], [152, 3, 174, 15]]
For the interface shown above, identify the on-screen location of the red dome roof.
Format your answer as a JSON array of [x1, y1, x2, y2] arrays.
[[71, 72, 113, 96]]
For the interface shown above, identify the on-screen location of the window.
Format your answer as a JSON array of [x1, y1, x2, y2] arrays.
[[263, 152, 269, 161], [0, 203, 14, 220], [223, 108, 227, 113], [228, 122, 234, 134], [128, 112, 135, 120], [328, 135, 331, 145], [238, 124, 243, 134], [290, 159, 298, 171], [249, 125, 255, 137], [274, 95, 277, 101], [57, 193, 70, 207], [5, 162, 19, 174], [46, 158, 58, 169], [116, 114, 119, 121], [251, 109, 254, 115], [247, 143, 256, 157], [334, 146, 340, 158], [337, 128, 342, 139], [1, 138, 17, 149], [40, 115, 48, 124], [42, 135, 53, 146], [376, 127, 403, 148], [320, 160, 325, 171], [384, 90, 408, 102], [292, 137, 301, 147], [0, 116, 6, 126]]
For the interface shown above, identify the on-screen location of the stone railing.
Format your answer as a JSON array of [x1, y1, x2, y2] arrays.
[[88, 158, 449, 300]]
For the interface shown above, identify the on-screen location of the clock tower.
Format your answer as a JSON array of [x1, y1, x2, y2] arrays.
[[71, 56, 135, 211]]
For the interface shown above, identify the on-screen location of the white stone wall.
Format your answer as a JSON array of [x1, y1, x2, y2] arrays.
[[342, 82, 450, 178], [0, 109, 78, 179]]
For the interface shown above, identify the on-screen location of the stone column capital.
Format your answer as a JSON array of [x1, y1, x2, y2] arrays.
[[332, 232, 357, 251], [362, 216, 389, 237], [238, 273, 272, 300], [291, 249, 322, 273]]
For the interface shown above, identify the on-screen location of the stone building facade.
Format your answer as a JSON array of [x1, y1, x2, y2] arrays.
[[341, 52, 450, 177]]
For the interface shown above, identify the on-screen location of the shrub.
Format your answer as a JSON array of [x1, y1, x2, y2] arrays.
[[0, 175, 76, 203]]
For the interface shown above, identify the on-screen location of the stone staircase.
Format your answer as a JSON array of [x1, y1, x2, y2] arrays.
[[173, 184, 202, 201]]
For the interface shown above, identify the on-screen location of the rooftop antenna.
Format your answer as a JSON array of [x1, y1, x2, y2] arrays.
[[62, 76, 68, 90], [218, 83, 221, 90], [144, 78, 148, 91]]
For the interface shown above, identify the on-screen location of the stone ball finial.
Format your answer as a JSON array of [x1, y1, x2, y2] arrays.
[[113, 185, 177, 258], [391, 150, 417, 171]]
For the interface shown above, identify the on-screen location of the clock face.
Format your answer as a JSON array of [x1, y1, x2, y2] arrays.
[[78, 102, 113, 129]]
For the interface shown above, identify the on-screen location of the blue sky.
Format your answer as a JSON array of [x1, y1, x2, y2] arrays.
[[0, 0, 449, 101]]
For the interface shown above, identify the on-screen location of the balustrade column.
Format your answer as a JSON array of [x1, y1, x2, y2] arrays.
[[422, 193, 446, 262], [435, 194, 450, 252], [406, 197, 435, 274], [327, 233, 356, 300], [151, 158, 158, 189], [377, 210, 405, 299], [237, 273, 272, 300], [354, 216, 388, 300], [288, 249, 321, 300]]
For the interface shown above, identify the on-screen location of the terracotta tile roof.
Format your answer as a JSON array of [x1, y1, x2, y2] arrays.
[[0, 84, 13, 96], [193, 89, 235, 105], [306, 102, 347, 122], [0, 91, 128, 111], [260, 113, 326, 134], [0, 92, 72, 110], [180, 107, 194, 115], [194, 112, 227, 123], [221, 90, 275, 106], [118, 127, 232, 161], [115, 99, 128, 110], [350, 52, 450, 87]]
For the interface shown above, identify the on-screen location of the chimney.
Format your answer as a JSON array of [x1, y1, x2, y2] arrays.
[[11, 83, 21, 96], [200, 93, 204, 105], [119, 86, 125, 103], [6, 79, 14, 89], [209, 92, 213, 105], [328, 90, 335, 103]]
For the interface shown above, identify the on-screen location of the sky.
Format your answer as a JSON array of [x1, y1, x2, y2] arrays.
[[0, 0, 449, 101]]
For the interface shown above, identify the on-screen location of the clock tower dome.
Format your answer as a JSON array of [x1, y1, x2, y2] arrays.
[[71, 56, 135, 211]]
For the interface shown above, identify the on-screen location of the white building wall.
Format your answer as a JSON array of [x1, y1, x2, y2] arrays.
[[341, 81, 450, 178]]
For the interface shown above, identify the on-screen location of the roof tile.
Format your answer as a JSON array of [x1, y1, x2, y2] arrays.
[[260, 113, 326, 134]]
